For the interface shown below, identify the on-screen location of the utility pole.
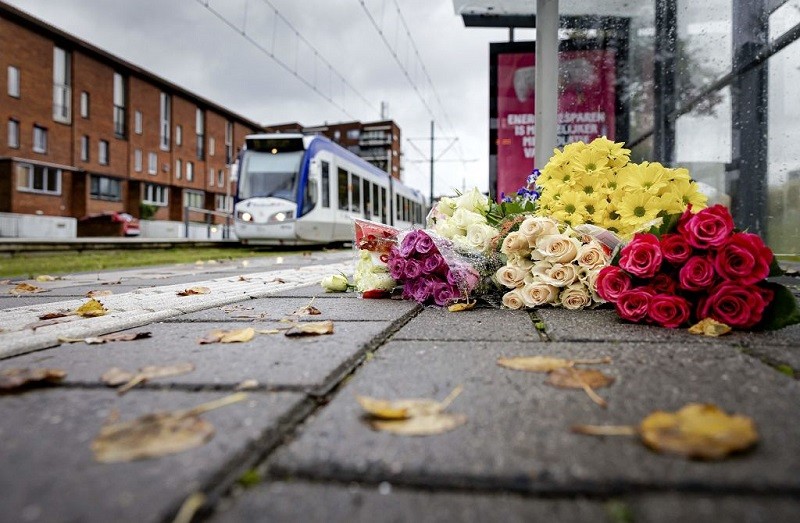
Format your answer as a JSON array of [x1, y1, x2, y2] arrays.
[[429, 120, 434, 206]]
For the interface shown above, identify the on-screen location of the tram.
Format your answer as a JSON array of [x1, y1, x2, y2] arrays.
[[234, 133, 426, 245]]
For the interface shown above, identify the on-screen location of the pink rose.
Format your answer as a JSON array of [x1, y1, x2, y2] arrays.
[[595, 266, 633, 303], [678, 255, 717, 292], [714, 232, 773, 286], [647, 293, 691, 328], [678, 204, 734, 249], [660, 233, 692, 264], [619, 233, 663, 278], [615, 288, 655, 323], [698, 282, 774, 329]]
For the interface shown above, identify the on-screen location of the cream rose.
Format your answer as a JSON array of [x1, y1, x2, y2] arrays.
[[433, 219, 463, 240], [451, 208, 486, 231], [530, 260, 552, 279], [587, 267, 605, 303], [501, 288, 526, 309], [500, 231, 529, 256], [521, 282, 559, 307], [535, 234, 581, 263], [577, 240, 609, 269], [538, 263, 579, 287], [466, 223, 498, 252], [435, 196, 457, 217], [519, 216, 560, 247], [495, 264, 528, 289], [559, 283, 592, 310], [454, 187, 490, 214]]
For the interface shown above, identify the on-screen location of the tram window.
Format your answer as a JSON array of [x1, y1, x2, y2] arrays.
[[372, 184, 380, 218], [321, 161, 329, 208], [304, 178, 317, 213], [337, 168, 348, 211], [363, 179, 371, 219], [351, 174, 361, 214], [396, 194, 401, 220], [404, 199, 410, 222], [381, 187, 387, 224]]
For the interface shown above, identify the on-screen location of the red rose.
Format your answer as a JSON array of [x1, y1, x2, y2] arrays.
[[698, 282, 773, 329], [714, 232, 773, 285], [678, 255, 717, 291], [595, 266, 633, 303], [660, 233, 692, 264], [647, 293, 692, 328], [615, 288, 655, 323], [651, 273, 678, 294], [619, 233, 663, 278], [677, 204, 734, 249]]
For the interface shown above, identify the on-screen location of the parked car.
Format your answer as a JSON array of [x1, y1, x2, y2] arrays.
[[77, 212, 141, 237]]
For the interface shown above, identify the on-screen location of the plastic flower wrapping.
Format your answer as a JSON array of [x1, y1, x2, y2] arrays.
[[352, 218, 400, 297], [426, 187, 498, 254]]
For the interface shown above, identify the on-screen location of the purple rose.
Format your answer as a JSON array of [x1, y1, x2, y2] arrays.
[[387, 255, 406, 280], [423, 252, 446, 275], [410, 277, 434, 303], [415, 232, 435, 255], [432, 281, 458, 306], [399, 231, 420, 257], [403, 258, 423, 280]]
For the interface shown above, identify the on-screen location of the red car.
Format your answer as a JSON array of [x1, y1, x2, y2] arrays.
[[78, 212, 141, 237]]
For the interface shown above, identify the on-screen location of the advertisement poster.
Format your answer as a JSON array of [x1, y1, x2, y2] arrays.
[[496, 49, 617, 200]]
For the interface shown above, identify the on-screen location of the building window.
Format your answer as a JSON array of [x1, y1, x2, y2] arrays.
[[186, 161, 194, 181], [215, 194, 232, 212], [52, 47, 71, 123], [225, 121, 233, 164], [195, 108, 205, 160], [183, 190, 204, 209], [346, 129, 360, 140], [143, 183, 168, 206], [80, 92, 89, 119], [7, 119, 20, 148], [209, 137, 215, 157], [80, 135, 89, 162], [217, 169, 224, 187], [175, 124, 182, 146], [16, 163, 61, 194], [90, 175, 121, 201], [134, 149, 142, 172], [33, 125, 47, 153], [148, 152, 157, 174], [208, 167, 214, 187], [134, 110, 142, 134], [113, 73, 125, 137], [98, 140, 109, 165], [159, 92, 170, 150], [8, 66, 20, 97], [175, 159, 182, 180]]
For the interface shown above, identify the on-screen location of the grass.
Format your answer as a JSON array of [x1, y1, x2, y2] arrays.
[[0, 247, 295, 278]]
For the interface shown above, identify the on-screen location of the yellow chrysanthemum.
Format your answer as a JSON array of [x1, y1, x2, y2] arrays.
[[582, 194, 609, 224], [549, 191, 589, 226], [590, 136, 631, 167], [616, 192, 661, 233], [667, 166, 692, 183], [618, 161, 669, 194], [660, 178, 708, 210], [571, 148, 613, 179]]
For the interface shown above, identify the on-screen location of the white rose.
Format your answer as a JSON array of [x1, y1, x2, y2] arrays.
[[535, 234, 581, 263], [577, 240, 609, 269], [454, 187, 490, 214], [521, 282, 559, 307], [559, 283, 592, 310], [356, 272, 396, 292], [495, 264, 527, 289], [501, 288, 526, 309], [451, 208, 486, 230], [519, 216, 560, 247], [435, 196, 457, 217], [320, 274, 349, 292], [538, 263, 579, 288], [500, 231, 529, 256], [433, 218, 463, 240], [466, 223, 498, 252]]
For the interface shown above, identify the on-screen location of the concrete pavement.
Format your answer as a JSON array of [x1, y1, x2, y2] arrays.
[[1, 250, 799, 522]]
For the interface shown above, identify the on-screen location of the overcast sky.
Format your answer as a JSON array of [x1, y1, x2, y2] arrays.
[[6, 0, 536, 199]]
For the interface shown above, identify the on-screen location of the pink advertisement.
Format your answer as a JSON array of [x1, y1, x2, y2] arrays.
[[496, 49, 617, 200]]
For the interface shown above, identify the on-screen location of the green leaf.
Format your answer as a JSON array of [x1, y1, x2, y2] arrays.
[[768, 257, 785, 277], [759, 282, 800, 331], [646, 212, 682, 237]]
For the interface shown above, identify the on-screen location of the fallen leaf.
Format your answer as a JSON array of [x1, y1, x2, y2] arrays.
[[35, 274, 56, 282], [84, 331, 152, 344], [102, 362, 196, 394], [27, 316, 80, 330], [198, 327, 255, 344], [293, 305, 321, 315], [448, 301, 476, 312], [356, 396, 445, 420], [91, 393, 247, 462], [497, 356, 612, 373], [237, 275, 250, 282], [172, 492, 207, 523], [0, 368, 67, 390], [235, 379, 259, 390], [359, 386, 465, 435], [10, 283, 48, 294], [101, 367, 136, 387], [86, 290, 113, 298], [177, 286, 211, 296], [689, 318, 732, 337], [284, 321, 334, 336], [369, 414, 467, 436], [75, 298, 108, 317], [255, 329, 281, 335], [546, 368, 615, 389], [38, 311, 71, 320]]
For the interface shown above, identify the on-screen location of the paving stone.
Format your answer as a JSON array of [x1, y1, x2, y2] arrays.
[[628, 493, 800, 523], [270, 340, 800, 494], [265, 284, 362, 299], [171, 296, 420, 322], [0, 295, 82, 308], [3, 319, 404, 394], [741, 345, 800, 379], [392, 307, 542, 342], [211, 481, 606, 523], [0, 388, 308, 523]]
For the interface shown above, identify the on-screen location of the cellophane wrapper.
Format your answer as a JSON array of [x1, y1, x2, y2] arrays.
[[352, 218, 399, 294]]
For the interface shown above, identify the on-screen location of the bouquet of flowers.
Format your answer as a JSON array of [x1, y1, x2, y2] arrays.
[[535, 137, 708, 237], [426, 187, 498, 254], [596, 205, 800, 330], [351, 218, 399, 297], [495, 215, 615, 310], [387, 229, 482, 306]]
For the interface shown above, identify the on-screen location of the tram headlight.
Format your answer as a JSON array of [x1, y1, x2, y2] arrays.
[[268, 211, 293, 222], [238, 211, 253, 222]]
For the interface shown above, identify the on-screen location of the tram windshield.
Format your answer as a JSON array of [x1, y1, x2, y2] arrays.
[[238, 150, 304, 201]]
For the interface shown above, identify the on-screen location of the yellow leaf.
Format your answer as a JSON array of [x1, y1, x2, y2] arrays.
[[639, 403, 758, 460], [86, 290, 113, 298], [35, 275, 56, 282], [102, 362, 195, 394], [369, 413, 467, 436], [75, 298, 108, 317], [10, 283, 47, 294], [357, 385, 464, 435], [284, 321, 334, 336], [177, 286, 211, 296], [0, 368, 67, 390], [255, 329, 281, 335], [220, 327, 255, 343], [688, 318, 732, 337], [448, 301, 476, 312], [498, 356, 612, 373], [545, 368, 615, 389], [356, 396, 444, 420]]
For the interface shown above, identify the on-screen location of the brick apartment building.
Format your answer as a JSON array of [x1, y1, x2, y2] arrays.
[[265, 120, 402, 179], [0, 1, 263, 232]]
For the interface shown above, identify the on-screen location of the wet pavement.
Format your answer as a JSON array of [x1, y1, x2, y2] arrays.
[[1, 250, 799, 522]]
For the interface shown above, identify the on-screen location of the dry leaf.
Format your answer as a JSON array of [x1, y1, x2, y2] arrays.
[[0, 368, 67, 390], [102, 362, 195, 394], [255, 329, 281, 335], [91, 393, 246, 462], [236, 379, 259, 390], [689, 318, 732, 337], [198, 327, 255, 344], [359, 386, 465, 435], [177, 286, 211, 296], [639, 403, 758, 460], [357, 396, 445, 420], [101, 367, 136, 387], [284, 321, 334, 336], [35, 274, 56, 282], [172, 493, 207, 523], [497, 356, 611, 373], [237, 275, 250, 282], [75, 298, 108, 317], [10, 283, 47, 294], [369, 414, 467, 436], [86, 290, 113, 298], [84, 331, 152, 344], [546, 368, 615, 389], [448, 301, 476, 312], [38, 311, 71, 320], [292, 305, 322, 316], [28, 316, 79, 330]]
